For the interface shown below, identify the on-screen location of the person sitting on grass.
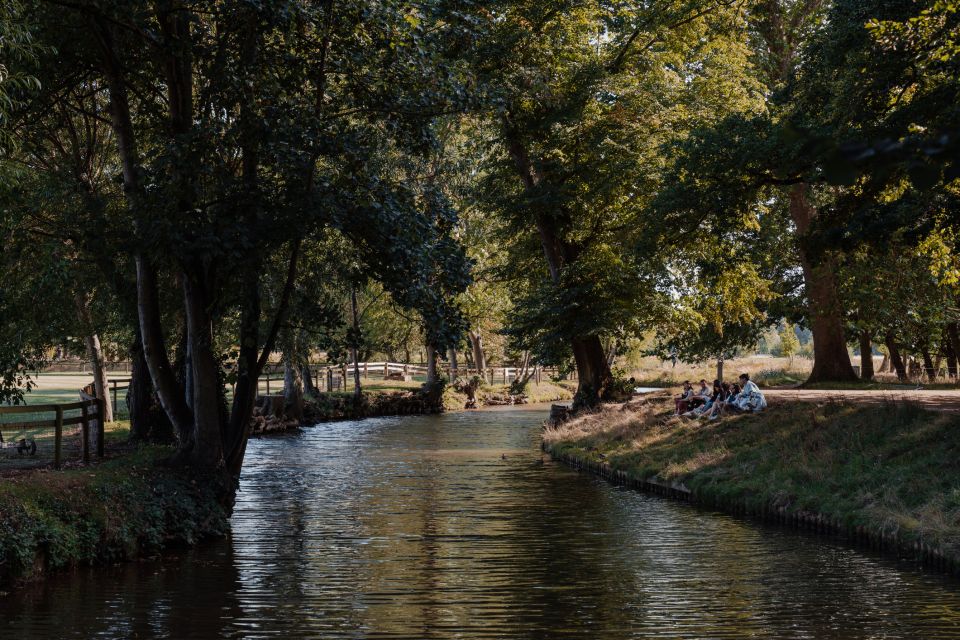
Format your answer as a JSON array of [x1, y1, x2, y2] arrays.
[[706, 381, 732, 419], [689, 379, 709, 409], [674, 380, 694, 415], [730, 373, 766, 413], [684, 379, 722, 418]]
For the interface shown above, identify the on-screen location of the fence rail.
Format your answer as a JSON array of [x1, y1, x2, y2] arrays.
[[89, 362, 572, 417], [0, 398, 105, 469]]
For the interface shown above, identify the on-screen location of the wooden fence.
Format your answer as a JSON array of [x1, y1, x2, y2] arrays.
[[0, 398, 105, 469], [100, 362, 572, 414]]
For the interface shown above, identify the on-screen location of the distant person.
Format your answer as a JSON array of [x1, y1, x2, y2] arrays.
[[674, 380, 694, 415]]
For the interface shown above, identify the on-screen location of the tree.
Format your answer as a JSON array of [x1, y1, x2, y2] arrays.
[[9, 1, 472, 481], [777, 322, 800, 364], [467, 1, 763, 406]]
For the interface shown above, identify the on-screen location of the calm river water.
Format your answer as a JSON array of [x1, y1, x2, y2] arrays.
[[3, 406, 959, 639]]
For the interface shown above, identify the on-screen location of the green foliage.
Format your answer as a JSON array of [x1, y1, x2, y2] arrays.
[[0, 447, 229, 586], [774, 322, 800, 360]]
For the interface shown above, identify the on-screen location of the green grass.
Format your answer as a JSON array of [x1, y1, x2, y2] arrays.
[[544, 394, 960, 557]]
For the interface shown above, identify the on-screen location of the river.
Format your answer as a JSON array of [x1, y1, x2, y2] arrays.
[[3, 405, 959, 639]]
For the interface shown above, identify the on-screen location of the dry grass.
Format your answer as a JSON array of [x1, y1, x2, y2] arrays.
[[626, 355, 812, 387]]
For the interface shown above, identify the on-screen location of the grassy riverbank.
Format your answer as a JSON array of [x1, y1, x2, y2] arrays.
[[442, 379, 575, 411], [543, 393, 960, 568], [0, 444, 230, 589]]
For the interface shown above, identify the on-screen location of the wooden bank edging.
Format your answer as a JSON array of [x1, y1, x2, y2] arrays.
[[542, 442, 960, 578]]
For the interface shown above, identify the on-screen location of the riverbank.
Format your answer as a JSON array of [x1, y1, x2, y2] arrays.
[[250, 380, 577, 434], [0, 444, 230, 590], [543, 392, 960, 575]]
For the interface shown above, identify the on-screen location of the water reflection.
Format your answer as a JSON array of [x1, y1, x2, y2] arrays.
[[2, 407, 959, 639]]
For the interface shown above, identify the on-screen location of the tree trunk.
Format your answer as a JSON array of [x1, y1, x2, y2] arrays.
[[716, 357, 724, 382], [302, 364, 318, 397], [74, 293, 113, 423], [946, 322, 960, 379], [570, 335, 613, 406], [448, 347, 459, 376], [284, 358, 304, 421], [884, 333, 907, 381], [426, 344, 438, 385], [789, 185, 858, 383], [921, 348, 936, 382], [84, 333, 114, 423], [128, 332, 174, 443], [95, 21, 195, 445], [858, 331, 874, 380], [182, 269, 224, 467], [350, 284, 362, 401], [469, 330, 486, 372], [503, 123, 613, 406]]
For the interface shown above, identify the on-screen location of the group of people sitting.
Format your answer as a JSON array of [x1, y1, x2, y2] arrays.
[[674, 373, 767, 420]]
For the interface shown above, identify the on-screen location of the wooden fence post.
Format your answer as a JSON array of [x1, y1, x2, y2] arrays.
[[96, 398, 105, 458], [54, 406, 63, 470], [384, 362, 389, 377], [266, 376, 271, 396], [364, 362, 368, 379], [326, 368, 334, 392], [80, 401, 90, 464]]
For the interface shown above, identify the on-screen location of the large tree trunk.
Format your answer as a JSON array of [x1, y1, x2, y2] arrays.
[[884, 333, 907, 381], [789, 185, 858, 383], [503, 124, 613, 405], [570, 336, 613, 405], [858, 331, 874, 380], [946, 322, 960, 379], [302, 363, 318, 397], [182, 269, 224, 467], [128, 332, 174, 443], [469, 330, 486, 372]]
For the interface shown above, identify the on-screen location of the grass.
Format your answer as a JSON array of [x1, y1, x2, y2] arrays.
[[627, 355, 813, 388], [544, 393, 960, 558], [441, 379, 576, 411]]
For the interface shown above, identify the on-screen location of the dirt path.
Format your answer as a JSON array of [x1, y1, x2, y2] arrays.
[[764, 388, 960, 411]]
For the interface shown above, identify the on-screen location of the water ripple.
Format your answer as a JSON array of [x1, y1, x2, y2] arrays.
[[3, 408, 960, 639]]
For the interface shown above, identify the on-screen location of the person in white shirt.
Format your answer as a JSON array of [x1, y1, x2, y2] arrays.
[[735, 373, 767, 412]]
